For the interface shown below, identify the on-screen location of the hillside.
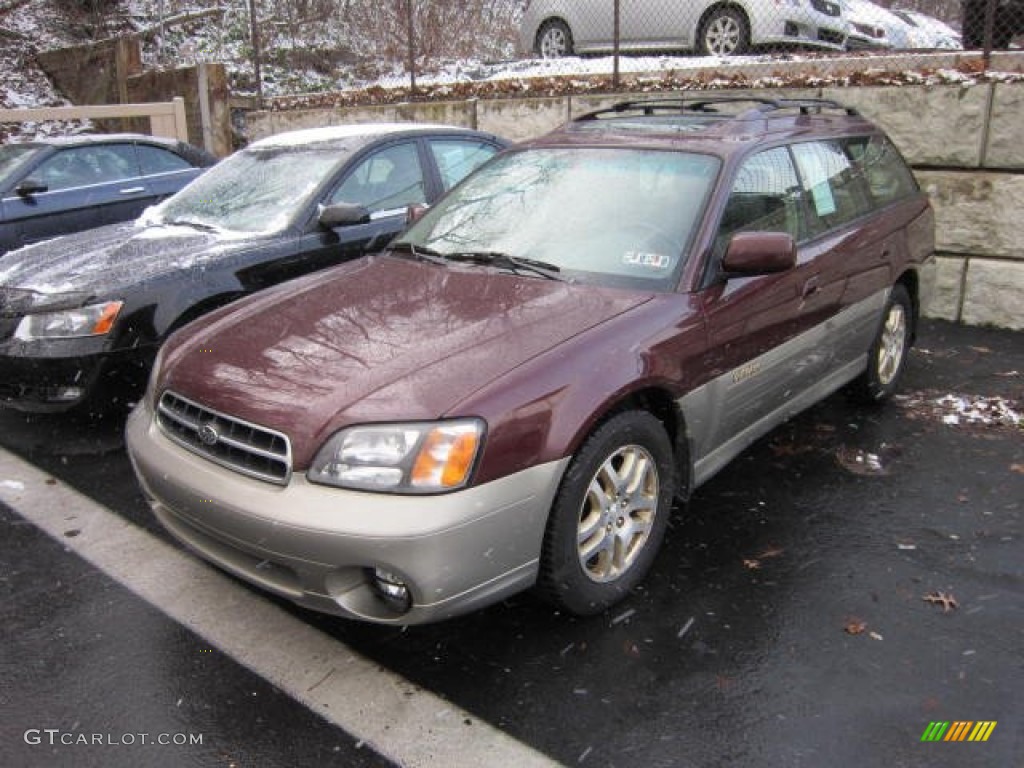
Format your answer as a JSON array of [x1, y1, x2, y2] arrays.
[[0, 0, 526, 134]]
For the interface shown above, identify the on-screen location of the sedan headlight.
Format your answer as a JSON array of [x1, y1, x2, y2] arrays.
[[308, 419, 485, 493], [14, 300, 123, 341]]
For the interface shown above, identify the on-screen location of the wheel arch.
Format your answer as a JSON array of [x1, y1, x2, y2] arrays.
[[568, 385, 693, 503], [895, 268, 920, 344], [698, 2, 752, 38], [161, 290, 248, 338]]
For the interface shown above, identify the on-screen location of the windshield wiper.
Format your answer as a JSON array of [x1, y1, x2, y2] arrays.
[[389, 241, 450, 266], [163, 217, 222, 233], [445, 251, 564, 281]]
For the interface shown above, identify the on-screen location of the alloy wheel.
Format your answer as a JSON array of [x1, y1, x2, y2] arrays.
[[576, 444, 658, 583]]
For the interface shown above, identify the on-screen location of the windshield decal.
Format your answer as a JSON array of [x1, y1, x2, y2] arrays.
[[622, 250, 672, 270]]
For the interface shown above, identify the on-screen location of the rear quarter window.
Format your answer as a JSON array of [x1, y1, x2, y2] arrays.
[[845, 135, 919, 207]]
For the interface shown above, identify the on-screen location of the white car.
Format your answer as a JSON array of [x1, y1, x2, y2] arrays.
[[844, 0, 929, 49], [891, 9, 963, 49], [520, 0, 848, 58]]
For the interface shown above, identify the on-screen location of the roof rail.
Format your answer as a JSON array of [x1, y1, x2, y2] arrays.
[[574, 97, 860, 122], [769, 98, 860, 116]]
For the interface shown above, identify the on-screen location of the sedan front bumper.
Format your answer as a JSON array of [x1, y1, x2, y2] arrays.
[[126, 400, 569, 624], [0, 338, 151, 413]]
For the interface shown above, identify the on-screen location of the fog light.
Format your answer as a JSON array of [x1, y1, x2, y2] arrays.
[[370, 567, 412, 613], [49, 386, 84, 403]]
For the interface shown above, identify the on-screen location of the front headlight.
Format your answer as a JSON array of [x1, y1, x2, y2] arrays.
[[14, 300, 123, 341], [308, 419, 485, 494]]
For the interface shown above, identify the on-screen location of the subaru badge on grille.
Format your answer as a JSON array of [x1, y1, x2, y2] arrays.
[[198, 423, 220, 446]]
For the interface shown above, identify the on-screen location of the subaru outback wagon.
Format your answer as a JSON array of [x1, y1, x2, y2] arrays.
[[127, 98, 936, 625]]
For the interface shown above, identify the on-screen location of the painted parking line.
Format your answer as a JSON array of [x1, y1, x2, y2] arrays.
[[0, 446, 563, 768]]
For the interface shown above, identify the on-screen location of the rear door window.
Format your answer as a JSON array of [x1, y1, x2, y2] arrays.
[[791, 140, 873, 235], [137, 144, 193, 174], [427, 139, 501, 189]]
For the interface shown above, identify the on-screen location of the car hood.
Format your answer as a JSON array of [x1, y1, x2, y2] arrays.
[[159, 254, 655, 468], [0, 221, 262, 310]]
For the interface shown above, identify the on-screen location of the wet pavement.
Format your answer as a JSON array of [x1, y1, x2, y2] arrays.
[[1, 319, 1021, 767], [0, 499, 396, 768]]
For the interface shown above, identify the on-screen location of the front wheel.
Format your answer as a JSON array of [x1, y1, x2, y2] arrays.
[[853, 284, 913, 403], [699, 7, 750, 56], [539, 410, 675, 615]]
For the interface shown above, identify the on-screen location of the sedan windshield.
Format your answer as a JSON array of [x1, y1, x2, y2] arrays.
[[0, 145, 40, 187], [396, 147, 719, 290], [149, 141, 355, 235]]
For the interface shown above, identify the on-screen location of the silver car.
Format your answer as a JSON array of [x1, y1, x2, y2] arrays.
[[520, 0, 848, 57]]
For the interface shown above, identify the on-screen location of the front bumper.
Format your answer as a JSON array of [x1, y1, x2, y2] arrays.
[[752, 2, 847, 50], [0, 338, 152, 413], [126, 401, 569, 624]]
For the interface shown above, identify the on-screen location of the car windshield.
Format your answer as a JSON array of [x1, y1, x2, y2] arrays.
[[396, 146, 719, 290], [0, 145, 40, 187], [148, 141, 354, 235]]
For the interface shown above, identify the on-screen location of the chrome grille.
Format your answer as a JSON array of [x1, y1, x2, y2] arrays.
[[157, 390, 292, 485]]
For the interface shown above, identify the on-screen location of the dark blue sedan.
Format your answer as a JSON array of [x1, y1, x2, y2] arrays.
[[0, 133, 217, 255]]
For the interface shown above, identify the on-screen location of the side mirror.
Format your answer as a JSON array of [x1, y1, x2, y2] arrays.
[[319, 202, 371, 229], [16, 179, 48, 197], [721, 232, 796, 276]]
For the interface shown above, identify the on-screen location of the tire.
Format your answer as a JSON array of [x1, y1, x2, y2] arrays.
[[539, 410, 675, 615], [853, 283, 913, 403], [536, 19, 573, 58], [961, 0, 986, 48], [699, 7, 750, 56]]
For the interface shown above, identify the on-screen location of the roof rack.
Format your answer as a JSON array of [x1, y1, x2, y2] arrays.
[[574, 97, 860, 122]]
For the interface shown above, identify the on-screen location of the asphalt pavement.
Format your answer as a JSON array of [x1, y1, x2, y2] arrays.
[[1, 319, 1021, 768]]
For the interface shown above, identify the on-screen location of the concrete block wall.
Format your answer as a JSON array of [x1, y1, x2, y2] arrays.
[[248, 82, 1024, 330]]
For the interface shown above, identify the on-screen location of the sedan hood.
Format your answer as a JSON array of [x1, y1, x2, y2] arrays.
[[159, 254, 654, 467], [0, 221, 261, 308]]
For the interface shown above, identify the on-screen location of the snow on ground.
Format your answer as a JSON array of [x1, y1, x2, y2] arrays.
[[897, 391, 1023, 429]]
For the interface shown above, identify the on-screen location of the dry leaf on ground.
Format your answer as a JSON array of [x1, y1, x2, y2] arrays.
[[922, 591, 959, 613]]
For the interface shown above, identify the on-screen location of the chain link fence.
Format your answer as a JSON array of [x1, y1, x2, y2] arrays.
[[128, 1, 1023, 102]]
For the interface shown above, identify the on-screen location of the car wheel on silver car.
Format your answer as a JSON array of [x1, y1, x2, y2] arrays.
[[536, 19, 573, 57], [540, 410, 675, 615], [700, 7, 750, 56], [855, 283, 913, 402]]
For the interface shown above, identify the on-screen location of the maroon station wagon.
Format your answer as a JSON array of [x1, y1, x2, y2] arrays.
[[126, 99, 936, 624]]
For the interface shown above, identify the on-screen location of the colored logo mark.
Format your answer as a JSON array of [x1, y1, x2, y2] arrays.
[[921, 721, 997, 742]]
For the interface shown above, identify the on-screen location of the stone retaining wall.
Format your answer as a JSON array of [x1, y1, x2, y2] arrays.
[[249, 81, 1024, 329], [37, 38, 233, 157]]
